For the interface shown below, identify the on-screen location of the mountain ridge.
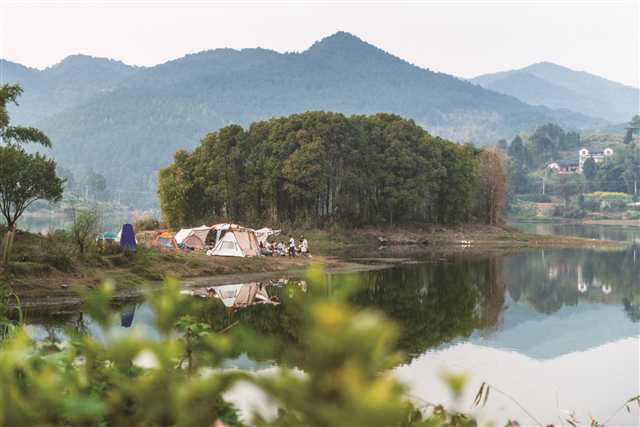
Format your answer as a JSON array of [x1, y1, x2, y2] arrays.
[[472, 62, 639, 123], [1, 32, 613, 207]]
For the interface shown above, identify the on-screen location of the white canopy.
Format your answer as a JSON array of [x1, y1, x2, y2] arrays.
[[255, 227, 281, 244]]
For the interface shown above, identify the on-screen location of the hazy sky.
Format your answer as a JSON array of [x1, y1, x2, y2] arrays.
[[1, 1, 638, 86]]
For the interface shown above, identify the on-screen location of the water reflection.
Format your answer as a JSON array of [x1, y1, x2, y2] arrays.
[[24, 246, 639, 360], [20, 244, 640, 424]]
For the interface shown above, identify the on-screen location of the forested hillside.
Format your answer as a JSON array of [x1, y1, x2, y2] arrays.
[[158, 112, 506, 227], [3, 32, 605, 207], [472, 62, 639, 123]]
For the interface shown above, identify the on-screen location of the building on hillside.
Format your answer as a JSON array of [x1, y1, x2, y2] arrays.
[[547, 159, 580, 174], [578, 147, 614, 172], [547, 147, 614, 174]]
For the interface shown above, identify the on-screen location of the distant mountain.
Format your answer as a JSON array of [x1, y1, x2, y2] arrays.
[[1, 32, 607, 207], [472, 62, 639, 123]]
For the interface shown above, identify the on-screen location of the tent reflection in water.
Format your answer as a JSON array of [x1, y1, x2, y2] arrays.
[[207, 224, 260, 257], [209, 283, 279, 308], [120, 304, 137, 328]]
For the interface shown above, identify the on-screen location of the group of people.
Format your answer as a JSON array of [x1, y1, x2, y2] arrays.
[[259, 235, 309, 257]]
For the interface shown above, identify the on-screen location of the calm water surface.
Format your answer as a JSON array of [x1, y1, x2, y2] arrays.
[[24, 223, 640, 426]]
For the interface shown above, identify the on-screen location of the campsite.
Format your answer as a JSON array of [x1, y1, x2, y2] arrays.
[[138, 223, 276, 257], [1, 4, 639, 424]]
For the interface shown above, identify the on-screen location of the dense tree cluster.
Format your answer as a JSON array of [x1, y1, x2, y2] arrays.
[[159, 112, 506, 228]]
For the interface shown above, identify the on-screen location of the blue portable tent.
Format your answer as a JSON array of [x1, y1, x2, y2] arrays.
[[119, 224, 137, 251]]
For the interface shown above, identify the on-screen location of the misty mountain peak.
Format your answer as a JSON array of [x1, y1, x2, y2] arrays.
[[305, 31, 377, 55], [50, 54, 133, 72]]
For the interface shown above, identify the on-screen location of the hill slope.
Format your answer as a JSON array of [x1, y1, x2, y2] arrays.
[[472, 62, 639, 123], [2, 32, 606, 207]]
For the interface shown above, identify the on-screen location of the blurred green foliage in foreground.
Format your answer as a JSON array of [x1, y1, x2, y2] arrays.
[[0, 268, 637, 426]]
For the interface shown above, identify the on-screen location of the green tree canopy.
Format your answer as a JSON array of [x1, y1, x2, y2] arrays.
[[582, 157, 598, 181], [0, 84, 63, 230], [0, 146, 63, 229], [158, 112, 500, 228]]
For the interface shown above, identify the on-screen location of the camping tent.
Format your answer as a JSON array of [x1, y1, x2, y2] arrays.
[[183, 233, 205, 249], [255, 228, 281, 244], [208, 226, 260, 257], [155, 232, 178, 251], [119, 224, 137, 251], [175, 225, 215, 249], [174, 228, 192, 245], [96, 231, 118, 244]]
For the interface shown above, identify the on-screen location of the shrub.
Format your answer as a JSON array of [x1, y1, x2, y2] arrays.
[[580, 198, 601, 212], [71, 209, 100, 254], [517, 193, 552, 203], [135, 216, 161, 231], [604, 199, 629, 212], [552, 205, 586, 219]]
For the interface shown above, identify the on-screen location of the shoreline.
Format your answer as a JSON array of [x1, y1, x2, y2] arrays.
[[509, 217, 640, 227], [3, 224, 629, 312]]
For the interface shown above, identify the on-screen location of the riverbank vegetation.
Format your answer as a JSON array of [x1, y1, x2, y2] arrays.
[[502, 120, 640, 220], [158, 112, 507, 228]]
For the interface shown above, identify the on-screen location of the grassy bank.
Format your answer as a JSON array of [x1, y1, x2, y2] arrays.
[[0, 227, 316, 300]]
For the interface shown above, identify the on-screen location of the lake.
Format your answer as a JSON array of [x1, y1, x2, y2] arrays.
[[22, 223, 640, 426]]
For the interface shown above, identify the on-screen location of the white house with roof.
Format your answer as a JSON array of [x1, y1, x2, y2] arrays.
[[547, 147, 614, 174], [578, 147, 614, 172]]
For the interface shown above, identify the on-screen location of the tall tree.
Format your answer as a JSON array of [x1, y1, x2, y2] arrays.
[[477, 150, 507, 225], [582, 157, 597, 181], [0, 84, 64, 232]]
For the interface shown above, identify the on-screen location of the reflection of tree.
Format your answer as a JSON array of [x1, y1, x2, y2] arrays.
[[623, 297, 640, 322], [349, 260, 484, 357], [194, 256, 501, 365], [505, 247, 640, 314], [73, 312, 90, 335], [477, 257, 506, 334]]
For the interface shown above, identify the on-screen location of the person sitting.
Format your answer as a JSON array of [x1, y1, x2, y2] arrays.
[[299, 235, 309, 256], [264, 241, 273, 256]]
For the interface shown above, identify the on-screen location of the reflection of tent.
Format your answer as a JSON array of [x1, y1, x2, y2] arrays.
[[255, 228, 281, 244], [208, 226, 260, 257], [120, 304, 136, 328], [155, 232, 178, 251], [210, 283, 276, 308], [119, 224, 137, 251]]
